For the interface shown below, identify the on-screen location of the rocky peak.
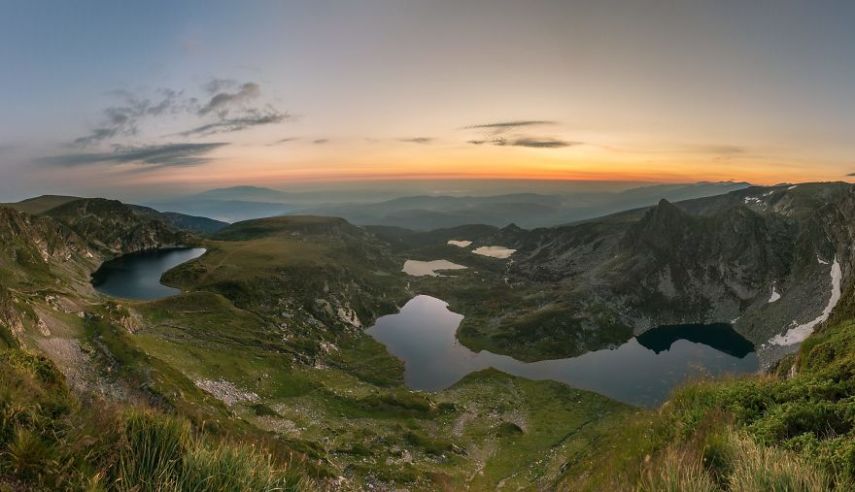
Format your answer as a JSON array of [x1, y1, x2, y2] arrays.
[[621, 199, 695, 256], [501, 223, 524, 233]]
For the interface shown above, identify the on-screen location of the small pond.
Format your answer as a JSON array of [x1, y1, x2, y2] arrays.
[[91, 248, 206, 301]]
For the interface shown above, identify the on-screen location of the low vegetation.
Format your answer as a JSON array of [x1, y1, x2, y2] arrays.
[[560, 315, 855, 490], [0, 348, 317, 491], [4, 202, 855, 490]]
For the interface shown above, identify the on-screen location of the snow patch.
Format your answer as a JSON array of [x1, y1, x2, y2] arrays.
[[447, 240, 472, 248], [768, 285, 781, 303], [817, 256, 829, 265], [402, 259, 467, 277], [769, 257, 842, 346], [472, 245, 516, 259]]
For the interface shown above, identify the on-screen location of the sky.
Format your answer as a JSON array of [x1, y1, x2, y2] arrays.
[[2, 0, 855, 201]]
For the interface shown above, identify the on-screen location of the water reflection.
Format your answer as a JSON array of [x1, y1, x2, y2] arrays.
[[92, 248, 206, 301], [367, 295, 758, 407]]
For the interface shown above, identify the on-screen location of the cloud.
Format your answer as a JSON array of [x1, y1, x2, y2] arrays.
[[398, 137, 434, 144], [847, 172, 855, 177], [74, 89, 193, 146], [503, 137, 577, 148], [36, 142, 227, 170], [199, 82, 261, 116], [180, 107, 288, 136], [464, 120, 557, 134], [313, 138, 329, 144], [468, 136, 577, 148], [270, 137, 299, 145], [203, 78, 238, 94], [72, 80, 288, 145]]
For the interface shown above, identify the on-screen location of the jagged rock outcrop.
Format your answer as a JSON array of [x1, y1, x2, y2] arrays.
[[0, 284, 23, 342], [0, 206, 91, 265], [501, 183, 855, 363], [45, 198, 195, 255]]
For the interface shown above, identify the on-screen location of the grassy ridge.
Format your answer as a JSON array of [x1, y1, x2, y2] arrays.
[[0, 348, 318, 491]]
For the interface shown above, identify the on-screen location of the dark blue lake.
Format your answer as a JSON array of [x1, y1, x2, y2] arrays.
[[367, 295, 758, 407], [91, 248, 206, 301]]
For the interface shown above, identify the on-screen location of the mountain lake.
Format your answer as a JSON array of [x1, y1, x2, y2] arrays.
[[367, 295, 758, 407], [91, 248, 206, 300]]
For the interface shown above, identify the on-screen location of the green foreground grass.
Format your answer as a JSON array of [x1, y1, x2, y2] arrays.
[[0, 349, 317, 491]]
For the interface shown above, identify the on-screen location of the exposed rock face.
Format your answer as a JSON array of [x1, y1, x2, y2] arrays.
[[0, 199, 201, 349], [194, 379, 259, 406], [0, 285, 23, 340], [502, 183, 855, 362], [0, 206, 91, 266], [44, 198, 194, 255]]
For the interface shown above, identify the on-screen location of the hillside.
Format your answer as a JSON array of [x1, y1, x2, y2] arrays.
[[1, 185, 855, 489], [0, 209, 634, 489], [2, 194, 82, 215], [5, 195, 228, 237], [405, 183, 855, 367]]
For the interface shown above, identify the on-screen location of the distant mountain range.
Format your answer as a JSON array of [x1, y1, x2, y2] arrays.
[[146, 181, 752, 228]]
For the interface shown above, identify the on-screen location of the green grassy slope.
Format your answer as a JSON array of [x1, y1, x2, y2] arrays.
[[4, 206, 855, 490], [2, 194, 82, 215], [0, 348, 320, 490], [137, 217, 631, 489], [557, 313, 855, 490]]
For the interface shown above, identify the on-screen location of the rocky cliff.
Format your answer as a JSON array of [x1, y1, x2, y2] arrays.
[[502, 183, 855, 364]]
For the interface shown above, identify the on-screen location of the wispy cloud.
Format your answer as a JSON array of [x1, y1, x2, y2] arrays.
[[398, 137, 434, 144], [503, 137, 577, 148], [270, 137, 299, 145], [198, 82, 261, 116], [180, 108, 288, 136], [468, 136, 577, 148], [73, 89, 193, 146], [313, 138, 329, 145], [462, 120, 571, 148], [203, 78, 238, 94], [36, 142, 227, 170], [72, 79, 289, 145], [464, 120, 557, 134]]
